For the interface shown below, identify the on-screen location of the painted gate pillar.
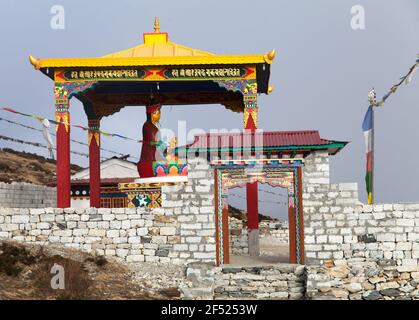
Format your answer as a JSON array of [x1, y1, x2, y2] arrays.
[[54, 81, 96, 208], [54, 85, 71, 208], [243, 81, 260, 257], [88, 118, 101, 208], [216, 79, 260, 256]]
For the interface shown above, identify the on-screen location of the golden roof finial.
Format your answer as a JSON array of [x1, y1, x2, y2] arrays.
[[263, 49, 276, 64], [29, 55, 40, 69], [154, 16, 160, 33]]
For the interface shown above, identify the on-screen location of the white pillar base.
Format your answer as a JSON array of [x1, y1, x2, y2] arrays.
[[248, 229, 260, 257]]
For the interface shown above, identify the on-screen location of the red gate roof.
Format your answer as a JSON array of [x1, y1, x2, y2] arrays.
[[177, 130, 348, 155]]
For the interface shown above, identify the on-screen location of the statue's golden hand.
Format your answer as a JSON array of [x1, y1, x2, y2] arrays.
[[169, 137, 177, 149]]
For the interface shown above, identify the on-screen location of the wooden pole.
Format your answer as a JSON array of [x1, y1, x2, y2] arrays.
[[371, 106, 374, 204]]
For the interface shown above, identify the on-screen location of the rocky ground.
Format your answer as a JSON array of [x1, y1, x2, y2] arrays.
[[128, 261, 192, 296], [0, 240, 183, 300]]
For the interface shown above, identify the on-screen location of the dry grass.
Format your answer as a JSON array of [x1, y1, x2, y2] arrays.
[[0, 240, 180, 300], [0, 148, 82, 185]]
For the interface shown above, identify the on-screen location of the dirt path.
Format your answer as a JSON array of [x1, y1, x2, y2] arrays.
[[229, 243, 289, 266]]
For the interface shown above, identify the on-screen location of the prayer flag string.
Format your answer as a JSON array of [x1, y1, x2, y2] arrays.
[[372, 55, 419, 107], [0, 107, 141, 143], [0, 134, 101, 159], [0, 116, 137, 159]]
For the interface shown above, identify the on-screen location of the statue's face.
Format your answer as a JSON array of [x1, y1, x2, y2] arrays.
[[151, 108, 161, 124]]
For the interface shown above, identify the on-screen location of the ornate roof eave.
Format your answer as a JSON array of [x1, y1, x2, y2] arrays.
[[29, 53, 274, 69], [176, 142, 349, 156]]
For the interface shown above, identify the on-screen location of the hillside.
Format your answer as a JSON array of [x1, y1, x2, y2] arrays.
[[228, 204, 278, 222], [0, 148, 83, 185]]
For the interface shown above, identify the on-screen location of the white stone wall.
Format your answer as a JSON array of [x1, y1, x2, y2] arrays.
[[0, 156, 216, 266], [0, 182, 56, 208], [303, 151, 419, 270]]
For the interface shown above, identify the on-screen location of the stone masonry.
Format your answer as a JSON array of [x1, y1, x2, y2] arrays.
[[0, 157, 216, 265], [0, 182, 56, 208], [306, 261, 419, 300], [214, 264, 305, 300], [303, 151, 419, 271]]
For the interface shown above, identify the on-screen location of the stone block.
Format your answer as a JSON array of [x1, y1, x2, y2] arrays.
[[193, 252, 215, 260], [102, 214, 115, 221], [396, 242, 412, 251], [127, 236, 142, 244], [106, 230, 120, 238], [113, 237, 128, 244], [73, 229, 88, 236], [11, 215, 29, 224], [396, 219, 414, 227], [130, 219, 145, 228], [143, 249, 155, 256], [88, 229, 106, 237], [270, 292, 288, 299], [136, 227, 149, 236], [345, 283, 362, 293], [173, 244, 188, 251], [115, 248, 129, 257], [328, 235, 343, 244], [160, 227, 176, 236], [151, 236, 167, 244], [376, 281, 399, 291], [120, 220, 131, 229], [36, 222, 51, 230], [126, 255, 145, 262]]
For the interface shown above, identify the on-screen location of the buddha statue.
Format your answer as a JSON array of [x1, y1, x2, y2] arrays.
[[137, 103, 176, 178]]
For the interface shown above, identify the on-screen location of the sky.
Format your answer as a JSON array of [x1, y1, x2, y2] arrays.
[[0, 0, 418, 219]]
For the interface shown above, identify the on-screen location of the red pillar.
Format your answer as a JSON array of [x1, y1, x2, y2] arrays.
[[88, 119, 101, 208], [54, 81, 96, 208], [56, 112, 71, 208], [246, 182, 259, 229]]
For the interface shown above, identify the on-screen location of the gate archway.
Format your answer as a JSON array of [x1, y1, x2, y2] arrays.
[[214, 164, 304, 265]]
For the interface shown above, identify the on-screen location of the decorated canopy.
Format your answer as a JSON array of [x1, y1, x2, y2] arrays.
[[29, 17, 275, 118], [29, 17, 276, 209]]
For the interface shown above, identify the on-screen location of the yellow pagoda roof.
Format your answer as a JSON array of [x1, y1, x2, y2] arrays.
[[29, 17, 275, 69], [102, 16, 213, 59]]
